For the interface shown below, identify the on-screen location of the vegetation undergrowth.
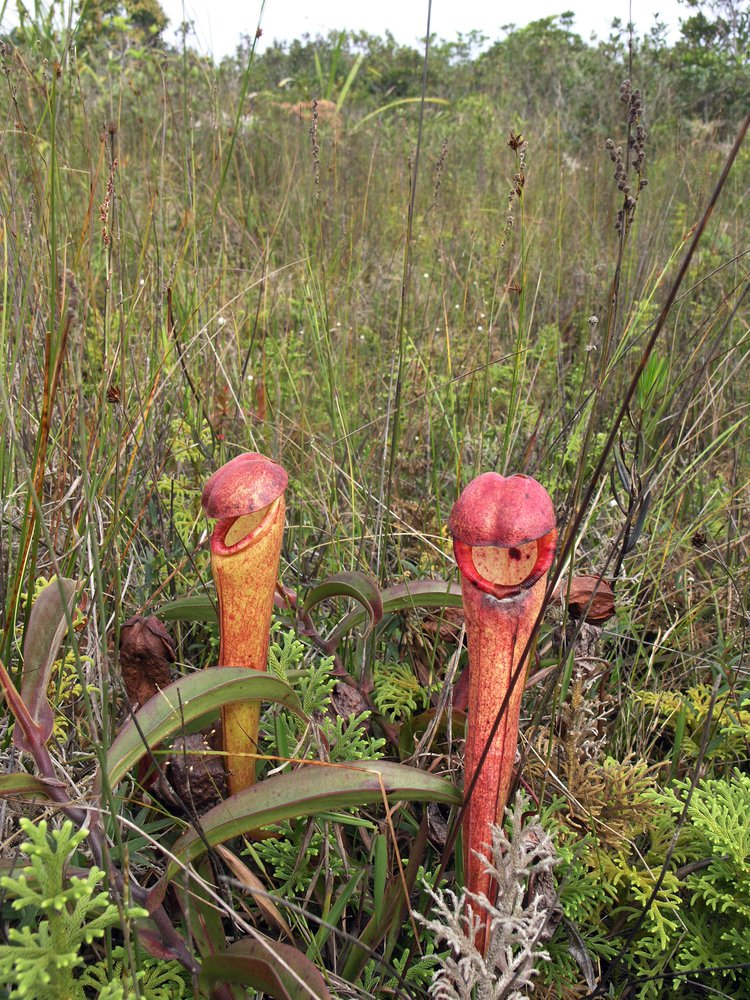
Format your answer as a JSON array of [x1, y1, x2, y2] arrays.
[[0, 0, 749, 996]]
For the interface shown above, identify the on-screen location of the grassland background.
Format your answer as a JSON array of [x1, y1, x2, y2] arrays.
[[0, 8, 749, 997]]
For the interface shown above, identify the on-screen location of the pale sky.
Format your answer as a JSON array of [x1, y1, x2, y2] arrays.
[[162, 0, 689, 61]]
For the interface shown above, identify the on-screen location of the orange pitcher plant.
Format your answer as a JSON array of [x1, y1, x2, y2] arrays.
[[202, 452, 288, 796], [449, 473, 556, 953]]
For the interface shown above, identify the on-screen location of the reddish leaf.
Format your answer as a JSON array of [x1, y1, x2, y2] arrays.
[[215, 844, 293, 940], [102, 668, 304, 792], [166, 759, 461, 881], [14, 577, 78, 753], [200, 936, 331, 999], [159, 579, 463, 631], [173, 857, 227, 960], [0, 773, 66, 799], [137, 924, 189, 961], [254, 377, 268, 423]]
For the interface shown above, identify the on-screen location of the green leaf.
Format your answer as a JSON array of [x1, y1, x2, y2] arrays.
[[307, 868, 365, 962], [399, 708, 467, 760], [336, 51, 365, 111], [352, 97, 450, 131], [14, 577, 78, 752], [301, 571, 383, 642], [341, 811, 430, 980], [166, 760, 461, 881], [200, 936, 331, 999], [100, 668, 306, 791], [159, 579, 463, 638], [159, 594, 217, 623], [313, 48, 324, 92], [327, 579, 463, 649], [173, 857, 227, 961], [0, 773, 64, 799]]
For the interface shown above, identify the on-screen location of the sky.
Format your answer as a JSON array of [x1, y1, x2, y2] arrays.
[[159, 0, 690, 61]]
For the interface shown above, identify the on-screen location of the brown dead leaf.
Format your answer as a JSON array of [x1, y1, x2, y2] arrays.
[[557, 575, 615, 624], [155, 732, 227, 813], [119, 615, 176, 708], [215, 844, 294, 940], [253, 377, 267, 423], [330, 681, 369, 720]]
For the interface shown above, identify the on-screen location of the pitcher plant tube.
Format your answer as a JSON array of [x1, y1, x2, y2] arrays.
[[202, 452, 288, 795], [449, 473, 556, 951]]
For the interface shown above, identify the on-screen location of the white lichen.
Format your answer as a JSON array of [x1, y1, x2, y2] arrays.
[[415, 798, 560, 1000]]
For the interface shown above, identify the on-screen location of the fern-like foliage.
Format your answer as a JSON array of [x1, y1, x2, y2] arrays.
[[372, 659, 431, 722], [10, 576, 94, 743], [601, 771, 750, 999], [528, 664, 750, 998], [250, 821, 347, 894], [268, 622, 308, 684], [81, 946, 190, 998], [267, 623, 385, 761], [361, 941, 443, 995], [669, 770, 750, 996], [0, 819, 147, 999], [325, 710, 386, 762], [635, 684, 750, 763]]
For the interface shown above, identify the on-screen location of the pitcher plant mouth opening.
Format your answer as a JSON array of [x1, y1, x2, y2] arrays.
[[453, 531, 557, 600], [211, 496, 284, 555]]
